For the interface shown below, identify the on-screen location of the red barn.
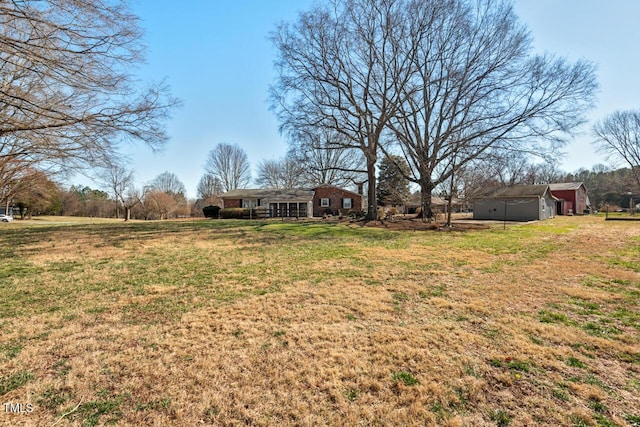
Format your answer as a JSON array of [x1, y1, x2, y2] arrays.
[[549, 182, 589, 215]]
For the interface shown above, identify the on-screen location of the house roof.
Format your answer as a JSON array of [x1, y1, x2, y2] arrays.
[[549, 182, 585, 191], [431, 196, 464, 206], [477, 184, 552, 199], [313, 184, 362, 198], [220, 188, 315, 201]]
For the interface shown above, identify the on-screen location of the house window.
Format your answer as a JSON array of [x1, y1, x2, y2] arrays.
[[242, 199, 258, 209], [320, 198, 330, 207], [342, 198, 352, 209]]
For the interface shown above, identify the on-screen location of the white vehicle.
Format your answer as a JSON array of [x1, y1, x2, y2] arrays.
[[0, 214, 14, 222]]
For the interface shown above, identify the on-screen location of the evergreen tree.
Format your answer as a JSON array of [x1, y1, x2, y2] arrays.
[[377, 155, 410, 207]]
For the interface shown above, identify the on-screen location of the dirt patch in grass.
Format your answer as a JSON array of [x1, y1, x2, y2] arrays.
[[0, 216, 638, 426]]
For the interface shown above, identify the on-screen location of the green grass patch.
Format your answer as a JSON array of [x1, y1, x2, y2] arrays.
[[345, 388, 359, 402], [391, 371, 419, 386], [0, 371, 32, 396], [538, 310, 572, 325], [37, 388, 74, 410], [612, 307, 640, 329], [582, 321, 622, 337], [569, 413, 591, 427], [488, 358, 532, 373], [135, 398, 171, 411], [569, 298, 602, 315], [430, 401, 452, 422], [489, 409, 513, 426], [419, 284, 447, 298], [506, 359, 532, 372], [552, 388, 570, 402], [625, 414, 640, 427], [593, 414, 617, 427], [588, 397, 607, 413], [0, 260, 39, 280], [70, 394, 124, 426], [619, 352, 640, 364], [0, 339, 23, 360], [566, 357, 587, 369]]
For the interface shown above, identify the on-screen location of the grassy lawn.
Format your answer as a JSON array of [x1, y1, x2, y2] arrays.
[[0, 216, 639, 426]]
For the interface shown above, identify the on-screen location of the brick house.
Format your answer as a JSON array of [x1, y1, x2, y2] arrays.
[[312, 184, 363, 217], [219, 184, 363, 218], [549, 182, 590, 215], [219, 188, 315, 217]]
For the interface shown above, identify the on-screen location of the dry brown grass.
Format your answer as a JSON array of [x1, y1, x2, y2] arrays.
[[0, 216, 638, 426]]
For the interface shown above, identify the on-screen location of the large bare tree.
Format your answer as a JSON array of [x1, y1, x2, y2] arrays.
[[255, 156, 306, 189], [197, 174, 223, 200], [384, 0, 597, 220], [144, 171, 188, 218], [204, 143, 251, 192], [270, 0, 415, 219], [98, 162, 135, 219], [148, 171, 186, 197], [593, 109, 640, 189], [287, 128, 366, 189], [0, 0, 179, 184]]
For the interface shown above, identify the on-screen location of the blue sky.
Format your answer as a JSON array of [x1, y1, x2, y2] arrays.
[[101, 0, 640, 198]]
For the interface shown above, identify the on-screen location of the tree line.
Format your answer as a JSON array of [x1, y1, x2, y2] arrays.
[[2, 0, 639, 222], [8, 153, 636, 220], [0, 0, 178, 218]]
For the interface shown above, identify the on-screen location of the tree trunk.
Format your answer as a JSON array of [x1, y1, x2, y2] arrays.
[[124, 206, 131, 222], [445, 167, 456, 227], [365, 156, 377, 220], [446, 197, 454, 226], [420, 179, 434, 223]]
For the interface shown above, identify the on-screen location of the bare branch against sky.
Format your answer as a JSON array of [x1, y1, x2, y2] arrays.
[[0, 0, 180, 183]]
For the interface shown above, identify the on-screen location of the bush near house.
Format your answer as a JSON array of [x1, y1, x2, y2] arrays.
[[202, 205, 221, 218], [219, 207, 269, 219], [348, 209, 366, 219], [219, 208, 246, 219]]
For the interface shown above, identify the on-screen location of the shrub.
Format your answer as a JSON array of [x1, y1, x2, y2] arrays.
[[219, 208, 246, 219], [348, 209, 366, 219], [202, 205, 221, 218], [218, 208, 268, 219]]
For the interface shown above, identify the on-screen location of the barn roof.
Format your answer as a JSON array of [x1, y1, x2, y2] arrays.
[[477, 184, 552, 199], [549, 182, 584, 191]]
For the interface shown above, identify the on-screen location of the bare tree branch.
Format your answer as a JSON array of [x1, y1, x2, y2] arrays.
[[270, 0, 413, 219], [0, 0, 180, 189], [593, 109, 640, 189], [204, 143, 251, 192], [385, 0, 597, 220]]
